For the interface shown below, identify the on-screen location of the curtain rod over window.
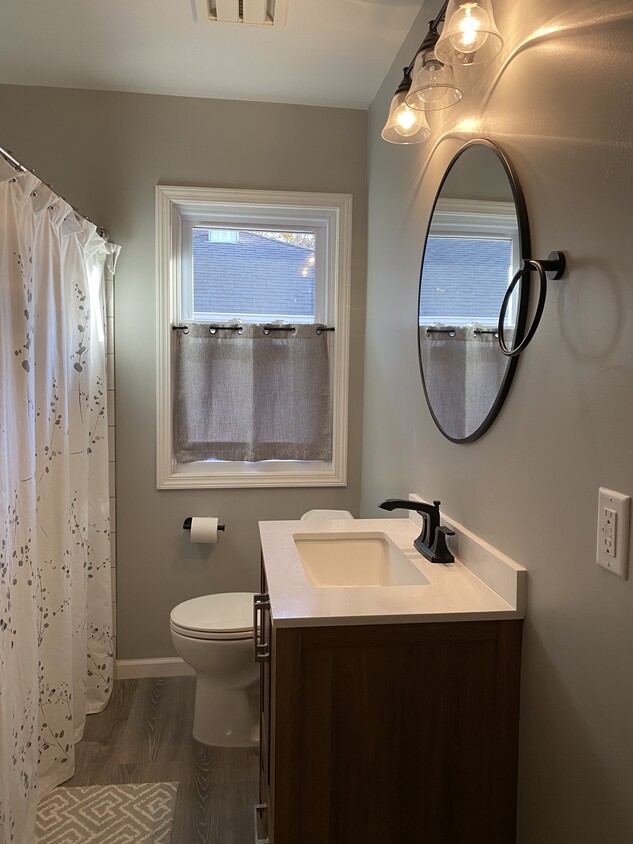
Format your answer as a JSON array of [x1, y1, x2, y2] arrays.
[[0, 143, 108, 239], [172, 323, 335, 336]]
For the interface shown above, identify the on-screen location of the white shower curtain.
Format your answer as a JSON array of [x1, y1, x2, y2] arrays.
[[0, 162, 118, 843]]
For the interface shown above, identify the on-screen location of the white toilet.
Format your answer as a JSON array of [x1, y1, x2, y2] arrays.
[[170, 512, 354, 748], [170, 592, 259, 748]]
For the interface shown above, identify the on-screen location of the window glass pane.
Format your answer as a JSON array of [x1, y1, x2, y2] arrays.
[[419, 235, 512, 325], [192, 227, 316, 321]]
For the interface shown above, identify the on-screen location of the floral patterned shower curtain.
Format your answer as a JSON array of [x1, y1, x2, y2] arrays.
[[0, 161, 118, 843]]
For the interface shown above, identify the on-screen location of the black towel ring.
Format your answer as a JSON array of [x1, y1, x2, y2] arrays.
[[498, 251, 566, 358]]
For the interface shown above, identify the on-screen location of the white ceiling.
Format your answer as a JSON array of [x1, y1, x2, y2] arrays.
[[0, 0, 425, 109]]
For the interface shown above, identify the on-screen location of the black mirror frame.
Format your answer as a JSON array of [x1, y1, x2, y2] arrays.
[[417, 138, 531, 444]]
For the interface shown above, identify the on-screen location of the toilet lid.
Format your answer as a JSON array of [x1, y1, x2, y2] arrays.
[[170, 592, 255, 638]]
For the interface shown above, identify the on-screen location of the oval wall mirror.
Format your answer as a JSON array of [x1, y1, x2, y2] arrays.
[[418, 139, 530, 442]]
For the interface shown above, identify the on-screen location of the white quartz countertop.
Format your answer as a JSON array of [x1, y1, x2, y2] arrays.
[[259, 516, 526, 628]]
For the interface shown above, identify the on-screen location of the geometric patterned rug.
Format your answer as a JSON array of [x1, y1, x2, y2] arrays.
[[36, 782, 179, 843]]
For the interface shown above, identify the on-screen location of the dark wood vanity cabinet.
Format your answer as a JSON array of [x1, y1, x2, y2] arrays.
[[256, 578, 523, 844]]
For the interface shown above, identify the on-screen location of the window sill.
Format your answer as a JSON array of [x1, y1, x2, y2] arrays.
[[157, 460, 346, 489]]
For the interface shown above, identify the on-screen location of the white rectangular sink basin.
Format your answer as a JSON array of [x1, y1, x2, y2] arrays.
[[293, 531, 430, 588]]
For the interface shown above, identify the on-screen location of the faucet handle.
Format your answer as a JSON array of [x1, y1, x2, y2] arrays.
[[429, 525, 455, 564], [422, 500, 441, 547]]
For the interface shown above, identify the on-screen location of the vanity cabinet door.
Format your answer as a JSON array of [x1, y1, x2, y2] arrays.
[[265, 619, 522, 844]]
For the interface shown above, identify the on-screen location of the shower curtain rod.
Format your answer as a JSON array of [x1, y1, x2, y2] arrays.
[[0, 143, 108, 239]]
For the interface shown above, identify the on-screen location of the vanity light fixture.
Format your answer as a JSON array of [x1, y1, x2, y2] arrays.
[[382, 0, 503, 144], [406, 22, 463, 113], [381, 69, 431, 145], [435, 0, 503, 66]]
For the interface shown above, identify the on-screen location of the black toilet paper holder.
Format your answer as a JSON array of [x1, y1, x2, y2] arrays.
[[183, 517, 226, 532]]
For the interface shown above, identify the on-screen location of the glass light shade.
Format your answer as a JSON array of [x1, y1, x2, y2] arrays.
[[435, 0, 503, 66], [406, 50, 463, 112], [381, 90, 431, 144]]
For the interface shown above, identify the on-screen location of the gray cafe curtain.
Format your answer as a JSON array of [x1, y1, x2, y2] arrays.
[[174, 323, 332, 463], [419, 324, 506, 440]]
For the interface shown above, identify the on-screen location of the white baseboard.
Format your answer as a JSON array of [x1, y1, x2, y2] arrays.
[[115, 657, 195, 679]]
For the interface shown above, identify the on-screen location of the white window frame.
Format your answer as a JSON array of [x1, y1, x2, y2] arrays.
[[423, 198, 519, 326], [156, 186, 352, 490]]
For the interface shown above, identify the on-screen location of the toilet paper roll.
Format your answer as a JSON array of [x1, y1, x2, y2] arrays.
[[189, 517, 219, 544]]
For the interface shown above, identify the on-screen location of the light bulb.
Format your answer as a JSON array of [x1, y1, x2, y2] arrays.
[[448, 3, 490, 54], [382, 84, 431, 143], [393, 103, 418, 137]]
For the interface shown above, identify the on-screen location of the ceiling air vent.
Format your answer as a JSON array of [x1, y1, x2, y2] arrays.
[[197, 0, 288, 27]]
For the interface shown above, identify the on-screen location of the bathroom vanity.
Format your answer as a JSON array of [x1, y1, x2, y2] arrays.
[[254, 516, 525, 844]]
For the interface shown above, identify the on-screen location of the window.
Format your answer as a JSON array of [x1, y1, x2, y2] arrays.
[[183, 226, 320, 323], [419, 198, 519, 327], [156, 187, 352, 489]]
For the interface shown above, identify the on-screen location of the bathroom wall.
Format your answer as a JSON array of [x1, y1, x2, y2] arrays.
[[362, 1, 633, 842], [0, 84, 367, 660]]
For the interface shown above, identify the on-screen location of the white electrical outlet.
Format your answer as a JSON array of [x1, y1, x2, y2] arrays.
[[596, 488, 630, 579]]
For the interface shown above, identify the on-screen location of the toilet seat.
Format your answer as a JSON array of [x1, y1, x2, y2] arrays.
[[170, 592, 254, 641]]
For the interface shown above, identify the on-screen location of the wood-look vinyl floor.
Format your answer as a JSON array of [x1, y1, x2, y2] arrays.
[[65, 677, 259, 844]]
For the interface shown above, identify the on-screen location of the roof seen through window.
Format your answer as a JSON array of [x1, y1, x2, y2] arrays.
[[192, 228, 316, 320]]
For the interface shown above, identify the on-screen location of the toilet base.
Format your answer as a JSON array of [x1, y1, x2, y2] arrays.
[[192, 675, 260, 748]]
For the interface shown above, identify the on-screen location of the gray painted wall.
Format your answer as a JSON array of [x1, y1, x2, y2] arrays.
[[441, 143, 513, 201], [0, 84, 367, 660], [363, 1, 633, 841]]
